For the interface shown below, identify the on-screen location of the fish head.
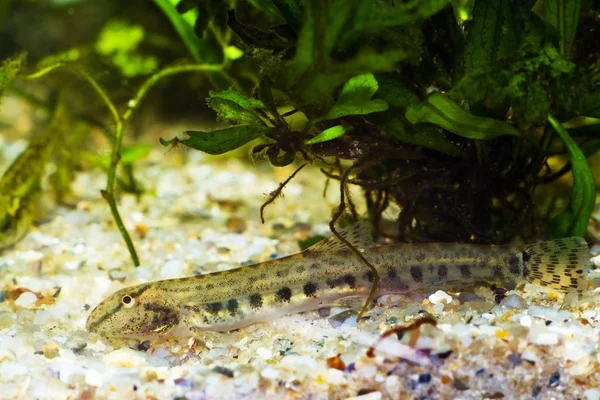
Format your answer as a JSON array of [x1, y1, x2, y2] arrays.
[[86, 283, 182, 340]]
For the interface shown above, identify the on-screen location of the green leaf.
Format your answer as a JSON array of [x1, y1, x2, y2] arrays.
[[277, 0, 409, 111], [208, 98, 266, 125], [153, 0, 226, 88], [305, 125, 350, 145], [406, 92, 521, 140], [209, 89, 265, 110], [318, 74, 389, 121], [344, 0, 452, 43], [384, 118, 465, 157], [546, 115, 595, 238], [533, 0, 581, 58], [162, 125, 271, 155], [464, 0, 524, 72], [0, 53, 25, 109]]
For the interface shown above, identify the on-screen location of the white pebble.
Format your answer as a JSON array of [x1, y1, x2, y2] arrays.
[[103, 348, 147, 368], [256, 347, 272, 360], [260, 367, 279, 380], [432, 302, 444, 314], [531, 331, 559, 345], [500, 294, 527, 309], [14, 292, 38, 308], [326, 368, 346, 384], [134, 266, 153, 281], [385, 375, 400, 393], [85, 368, 104, 386], [522, 349, 538, 362], [33, 310, 51, 325], [520, 315, 532, 327], [428, 290, 452, 305], [584, 389, 600, 400], [160, 259, 186, 279]]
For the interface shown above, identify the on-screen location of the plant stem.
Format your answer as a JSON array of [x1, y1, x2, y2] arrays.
[[24, 64, 141, 266], [122, 64, 223, 123]]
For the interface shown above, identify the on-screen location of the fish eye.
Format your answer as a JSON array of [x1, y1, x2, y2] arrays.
[[121, 295, 136, 308]]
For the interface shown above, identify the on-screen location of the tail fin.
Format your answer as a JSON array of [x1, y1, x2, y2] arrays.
[[523, 237, 591, 292]]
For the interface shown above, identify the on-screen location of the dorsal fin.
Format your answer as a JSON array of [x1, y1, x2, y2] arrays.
[[306, 221, 374, 253]]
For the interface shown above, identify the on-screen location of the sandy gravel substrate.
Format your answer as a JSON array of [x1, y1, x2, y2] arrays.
[[1, 136, 600, 400]]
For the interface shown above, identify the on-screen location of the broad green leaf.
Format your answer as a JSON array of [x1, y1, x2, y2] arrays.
[[464, 0, 524, 72], [344, 0, 451, 43], [209, 89, 265, 110], [533, 0, 581, 58], [208, 98, 266, 126], [162, 125, 271, 155], [278, 0, 408, 110], [546, 115, 595, 238], [0, 53, 25, 109], [305, 125, 350, 145], [318, 74, 389, 121], [153, 0, 225, 88], [384, 118, 465, 157], [406, 92, 521, 139]]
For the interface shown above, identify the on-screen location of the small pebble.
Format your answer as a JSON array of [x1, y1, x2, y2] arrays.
[[418, 373, 431, 384], [42, 342, 60, 359], [14, 292, 38, 308], [453, 378, 469, 391], [213, 366, 234, 378], [500, 294, 527, 309], [328, 310, 358, 328], [256, 347, 272, 360], [548, 372, 560, 388], [326, 368, 345, 384], [85, 369, 104, 387], [260, 367, 279, 380], [584, 389, 600, 400], [508, 353, 522, 366], [428, 290, 452, 305], [103, 348, 147, 368]]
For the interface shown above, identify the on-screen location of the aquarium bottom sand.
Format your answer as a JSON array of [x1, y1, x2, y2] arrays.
[[1, 149, 600, 400]]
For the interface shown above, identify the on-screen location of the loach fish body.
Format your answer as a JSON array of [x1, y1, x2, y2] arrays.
[[86, 223, 591, 339]]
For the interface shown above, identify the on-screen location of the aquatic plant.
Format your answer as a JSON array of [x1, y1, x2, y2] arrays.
[[0, 0, 599, 270]]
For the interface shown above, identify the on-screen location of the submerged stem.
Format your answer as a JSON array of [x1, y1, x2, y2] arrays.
[[329, 163, 380, 322], [24, 64, 140, 266]]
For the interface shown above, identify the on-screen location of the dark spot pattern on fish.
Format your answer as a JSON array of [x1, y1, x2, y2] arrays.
[[275, 287, 292, 302], [410, 266, 423, 282], [249, 293, 263, 309]]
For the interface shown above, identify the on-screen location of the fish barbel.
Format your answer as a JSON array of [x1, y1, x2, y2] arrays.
[[86, 223, 591, 339]]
